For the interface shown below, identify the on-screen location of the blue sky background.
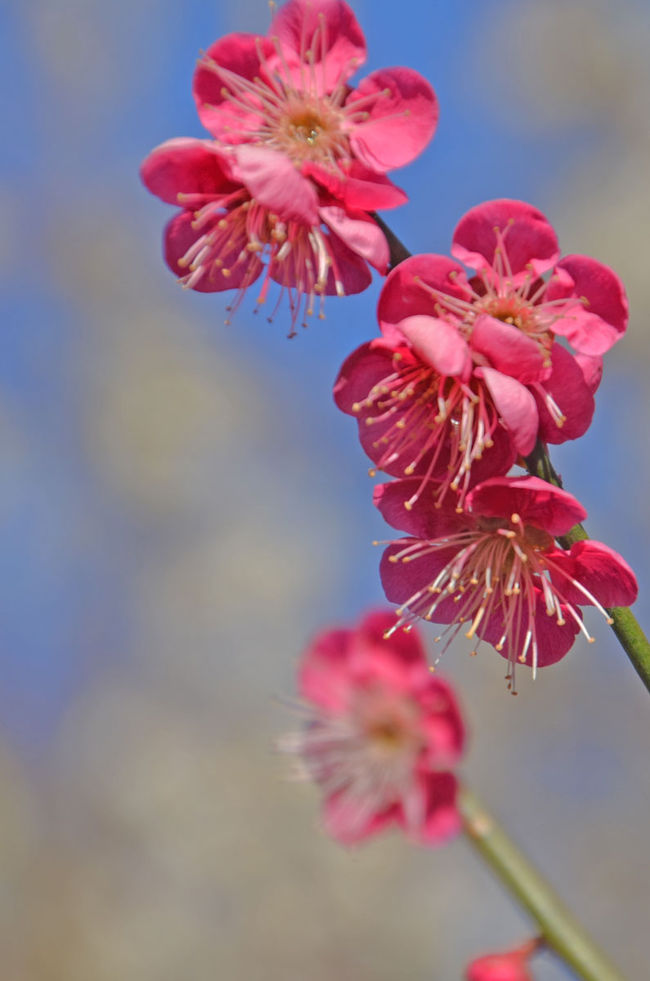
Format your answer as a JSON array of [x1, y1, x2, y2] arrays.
[[1, 1, 649, 978]]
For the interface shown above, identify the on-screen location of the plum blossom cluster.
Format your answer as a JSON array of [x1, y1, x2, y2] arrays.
[[280, 610, 465, 844], [140, 0, 437, 334], [334, 198, 637, 681]]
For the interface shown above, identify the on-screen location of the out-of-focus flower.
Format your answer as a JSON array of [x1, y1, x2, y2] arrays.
[[334, 198, 627, 506], [141, 0, 438, 334], [376, 475, 638, 682], [281, 609, 465, 845], [466, 938, 540, 981]]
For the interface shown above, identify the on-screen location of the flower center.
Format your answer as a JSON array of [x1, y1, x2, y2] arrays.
[[351, 350, 503, 510]]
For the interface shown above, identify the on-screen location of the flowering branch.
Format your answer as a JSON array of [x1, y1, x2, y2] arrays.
[[459, 787, 625, 981], [377, 217, 650, 693]]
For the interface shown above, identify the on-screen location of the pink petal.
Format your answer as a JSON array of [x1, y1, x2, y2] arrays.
[[193, 33, 275, 140], [480, 591, 579, 667], [140, 138, 240, 207], [466, 476, 587, 536], [547, 255, 628, 355], [357, 610, 428, 665], [320, 205, 389, 273], [333, 339, 395, 414], [399, 316, 471, 378], [269, 0, 367, 93], [304, 160, 408, 210], [411, 772, 460, 845], [374, 479, 472, 538], [548, 541, 638, 609], [452, 199, 560, 284], [322, 227, 373, 295], [533, 345, 595, 445], [235, 145, 319, 223], [470, 314, 548, 383], [164, 210, 263, 293], [348, 67, 439, 172], [574, 353, 603, 394], [475, 367, 538, 455], [380, 542, 464, 624], [323, 790, 397, 844], [297, 627, 355, 711], [377, 254, 471, 340]]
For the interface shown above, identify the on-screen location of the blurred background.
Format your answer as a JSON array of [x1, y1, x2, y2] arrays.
[[1, 0, 649, 977]]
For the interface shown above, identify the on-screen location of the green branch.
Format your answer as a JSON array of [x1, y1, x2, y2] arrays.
[[459, 787, 627, 981]]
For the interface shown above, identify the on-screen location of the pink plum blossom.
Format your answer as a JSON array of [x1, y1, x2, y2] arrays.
[[141, 0, 438, 334], [376, 475, 638, 684], [466, 940, 540, 981], [280, 609, 465, 845], [335, 198, 625, 508]]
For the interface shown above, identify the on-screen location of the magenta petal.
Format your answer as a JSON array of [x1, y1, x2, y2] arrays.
[[574, 353, 603, 395], [323, 228, 373, 295], [320, 205, 388, 273], [374, 480, 470, 538], [304, 160, 408, 210], [235, 145, 319, 223], [480, 592, 579, 667], [470, 314, 547, 383], [549, 541, 638, 609], [377, 254, 471, 339], [357, 610, 428, 666], [452, 199, 560, 283], [333, 339, 397, 414], [549, 255, 628, 351], [398, 316, 471, 378], [140, 138, 240, 207], [475, 367, 538, 455], [348, 67, 439, 171], [533, 345, 595, 445], [323, 790, 397, 844], [380, 543, 462, 624], [411, 772, 460, 845], [164, 210, 262, 293], [269, 0, 367, 92], [466, 476, 587, 536], [193, 33, 274, 140], [298, 627, 355, 711]]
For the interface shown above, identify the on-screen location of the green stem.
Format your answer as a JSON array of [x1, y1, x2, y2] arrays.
[[459, 787, 627, 981], [374, 216, 650, 694]]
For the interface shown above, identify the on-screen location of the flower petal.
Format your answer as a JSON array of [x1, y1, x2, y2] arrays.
[[547, 255, 628, 355], [471, 314, 548, 383], [164, 210, 262, 293], [140, 138, 240, 207], [348, 67, 439, 171], [532, 345, 595, 445], [377, 254, 471, 340], [475, 367, 538, 455], [333, 339, 397, 414], [407, 772, 460, 845], [466, 476, 587, 536], [297, 626, 355, 711], [479, 591, 579, 668], [193, 33, 275, 140], [269, 0, 367, 92], [374, 479, 471, 537], [399, 316, 471, 378], [452, 199, 560, 283], [320, 205, 389, 273], [548, 541, 638, 609], [235, 145, 319, 223], [304, 160, 408, 210]]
